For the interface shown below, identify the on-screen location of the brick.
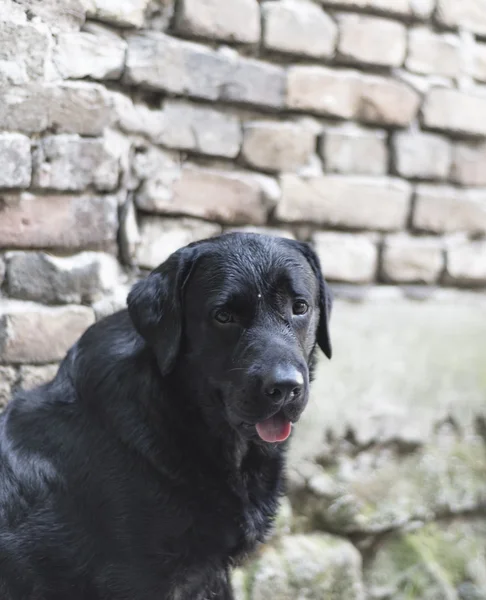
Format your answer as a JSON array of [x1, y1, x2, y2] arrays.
[[313, 232, 378, 283], [287, 66, 359, 118], [392, 131, 452, 180], [7, 252, 120, 304], [262, 1, 337, 59], [0, 193, 118, 250], [320, 125, 387, 175], [409, 0, 435, 18], [382, 234, 444, 283], [0, 20, 52, 84], [452, 141, 486, 186], [241, 121, 315, 172], [54, 24, 127, 80], [0, 301, 95, 364], [131, 145, 181, 199], [0, 256, 5, 286], [406, 28, 461, 78], [225, 226, 296, 239], [422, 88, 486, 137], [413, 185, 486, 234], [137, 166, 270, 225], [276, 175, 411, 231], [337, 15, 406, 67], [446, 240, 486, 285], [32, 135, 119, 192], [84, 0, 151, 27], [125, 33, 285, 109], [156, 100, 241, 158], [18, 365, 59, 391], [119, 196, 141, 265], [14, 0, 87, 31], [92, 284, 132, 321], [0, 82, 114, 135], [0, 366, 16, 408], [472, 43, 486, 82], [135, 217, 221, 269], [316, 0, 410, 15], [357, 74, 421, 127], [436, 0, 486, 36], [175, 0, 260, 44], [0, 134, 31, 188]]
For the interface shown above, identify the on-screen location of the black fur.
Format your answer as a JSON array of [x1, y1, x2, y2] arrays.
[[0, 233, 332, 600]]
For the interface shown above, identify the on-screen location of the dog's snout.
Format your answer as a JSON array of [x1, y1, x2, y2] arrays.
[[263, 365, 304, 403]]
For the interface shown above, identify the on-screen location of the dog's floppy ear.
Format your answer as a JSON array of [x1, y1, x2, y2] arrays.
[[292, 241, 333, 360], [127, 246, 196, 375]]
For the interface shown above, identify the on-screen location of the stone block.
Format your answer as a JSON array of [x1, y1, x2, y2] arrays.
[[317, 0, 410, 14], [451, 141, 486, 186], [407, 28, 462, 78], [446, 240, 486, 286], [320, 125, 387, 175], [262, 1, 337, 58], [84, 0, 151, 27], [54, 24, 127, 80], [0, 193, 118, 249], [313, 232, 378, 283], [225, 226, 295, 240], [156, 100, 241, 158], [472, 42, 486, 82], [175, 0, 260, 44], [392, 130, 452, 180], [0, 366, 16, 408], [0, 301, 95, 364], [18, 365, 59, 390], [32, 135, 119, 192], [277, 175, 411, 231], [13, 0, 86, 31], [413, 185, 486, 234], [337, 14, 406, 67], [422, 88, 486, 137], [241, 121, 315, 172], [7, 252, 120, 304], [92, 284, 132, 321], [287, 66, 359, 118], [0, 256, 5, 286], [0, 134, 31, 188], [382, 234, 444, 283], [135, 217, 221, 269], [0, 20, 52, 84], [436, 0, 486, 36]]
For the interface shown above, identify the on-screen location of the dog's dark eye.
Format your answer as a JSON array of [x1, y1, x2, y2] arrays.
[[214, 309, 234, 324], [292, 300, 309, 315]]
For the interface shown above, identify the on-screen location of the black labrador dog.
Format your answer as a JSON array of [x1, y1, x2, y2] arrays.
[[0, 233, 332, 600]]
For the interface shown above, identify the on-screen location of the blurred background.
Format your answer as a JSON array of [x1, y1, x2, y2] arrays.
[[1, 0, 486, 597]]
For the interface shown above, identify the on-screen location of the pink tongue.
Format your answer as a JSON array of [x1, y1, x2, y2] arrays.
[[255, 414, 292, 443]]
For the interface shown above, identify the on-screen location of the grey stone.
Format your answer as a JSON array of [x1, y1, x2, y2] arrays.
[[392, 130, 452, 180], [407, 28, 462, 78], [84, 0, 151, 27], [0, 366, 16, 409], [436, 0, 486, 36], [13, 0, 87, 31], [316, 0, 410, 14], [225, 226, 295, 240], [262, 1, 337, 59], [0, 256, 5, 286], [452, 141, 486, 186], [92, 284, 132, 321], [119, 196, 141, 265], [382, 234, 444, 283], [472, 42, 486, 82], [18, 365, 59, 391], [422, 88, 486, 137], [313, 232, 378, 283], [0, 300, 95, 364], [0, 134, 31, 188], [7, 251, 121, 304], [175, 0, 260, 44], [446, 240, 486, 286]]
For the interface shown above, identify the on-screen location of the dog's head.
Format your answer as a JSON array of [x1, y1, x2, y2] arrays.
[[127, 233, 332, 444]]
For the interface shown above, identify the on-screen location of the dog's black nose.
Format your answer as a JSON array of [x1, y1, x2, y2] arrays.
[[264, 365, 304, 403]]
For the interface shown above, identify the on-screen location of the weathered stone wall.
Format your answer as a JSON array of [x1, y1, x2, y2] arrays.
[[1, 0, 486, 597]]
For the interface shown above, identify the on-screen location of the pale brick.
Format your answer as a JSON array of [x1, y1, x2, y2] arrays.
[[452, 141, 486, 187], [446, 240, 486, 285], [409, 0, 435, 18], [156, 100, 241, 158], [0, 82, 114, 135], [32, 135, 119, 192], [0, 20, 52, 84], [287, 66, 359, 118], [135, 217, 221, 269], [392, 131, 452, 180], [357, 74, 421, 127], [14, 0, 86, 31], [119, 196, 141, 265], [436, 0, 486, 36], [422, 88, 486, 137], [0, 134, 31, 188], [413, 185, 486, 234], [93, 284, 132, 320], [18, 365, 59, 391], [313, 232, 378, 283], [472, 43, 486, 82], [54, 24, 127, 80], [317, 0, 410, 15], [137, 166, 270, 225], [0, 366, 16, 408], [242, 121, 315, 172], [0, 193, 118, 249], [382, 235, 444, 283], [0, 301, 95, 364], [225, 226, 296, 239], [84, 0, 151, 27], [337, 15, 406, 67], [320, 125, 387, 175], [276, 175, 411, 231], [125, 33, 285, 109], [7, 252, 120, 304], [407, 28, 461, 78], [262, 1, 337, 58], [0, 256, 5, 286], [175, 0, 260, 44]]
